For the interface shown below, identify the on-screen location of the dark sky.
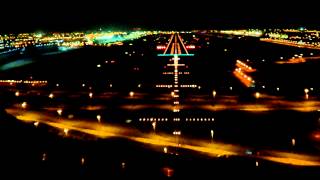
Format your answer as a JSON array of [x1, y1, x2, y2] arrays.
[[2, 0, 320, 32]]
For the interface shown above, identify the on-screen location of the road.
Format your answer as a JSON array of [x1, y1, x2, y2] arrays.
[[7, 90, 320, 112], [5, 107, 320, 166]]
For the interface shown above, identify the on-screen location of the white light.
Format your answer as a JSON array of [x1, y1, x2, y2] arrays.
[[64, 128, 69, 135], [163, 147, 168, 153], [210, 130, 214, 139], [96, 115, 101, 122], [152, 122, 156, 132], [212, 90, 217, 97], [21, 102, 27, 109], [34, 121, 39, 127], [292, 138, 296, 146], [57, 109, 63, 116]]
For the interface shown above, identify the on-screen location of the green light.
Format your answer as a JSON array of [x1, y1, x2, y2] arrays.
[[157, 54, 194, 57]]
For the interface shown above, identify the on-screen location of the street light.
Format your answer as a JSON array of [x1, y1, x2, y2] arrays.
[[255, 92, 260, 99], [34, 121, 39, 127], [152, 121, 156, 133], [15, 91, 19, 97], [173, 131, 181, 146], [121, 162, 126, 169], [49, 93, 54, 99], [304, 88, 309, 99], [210, 130, 214, 142], [291, 138, 296, 147], [163, 147, 168, 153], [81, 157, 85, 165], [21, 102, 27, 109], [89, 92, 93, 98], [64, 128, 69, 136], [42, 153, 47, 161], [129, 91, 134, 97], [96, 114, 101, 123], [57, 109, 63, 116], [212, 90, 217, 98]]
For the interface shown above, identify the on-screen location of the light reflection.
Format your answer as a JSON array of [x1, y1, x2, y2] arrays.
[[6, 108, 320, 167]]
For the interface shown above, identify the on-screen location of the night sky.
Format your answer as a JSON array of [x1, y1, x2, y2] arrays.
[[1, 0, 319, 32]]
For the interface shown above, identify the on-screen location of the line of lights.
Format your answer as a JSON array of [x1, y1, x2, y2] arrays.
[[180, 85, 197, 88], [138, 118, 215, 122], [156, 85, 173, 88], [233, 60, 256, 87], [233, 69, 255, 87], [186, 118, 214, 122], [261, 38, 320, 50], [236, 60, 256, 72], [139, 118, 168, 122]]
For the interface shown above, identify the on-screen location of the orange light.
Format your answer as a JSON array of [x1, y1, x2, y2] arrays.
[[162, 167, 174, 177]]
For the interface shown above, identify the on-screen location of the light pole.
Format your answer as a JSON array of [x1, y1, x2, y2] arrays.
[[212, 90, 217, 98], [255, 92, 260, 99], [210, 129, 214, 142], [291, 138, 296, 147], [64, 128, 69, 136], [152, 121, 156, 133], [304, 88, 309, 99], [21, 102, 27, 109], [96, 114, 101, 123], [57, 109, 63, 116], [173, 130, 181, 148]]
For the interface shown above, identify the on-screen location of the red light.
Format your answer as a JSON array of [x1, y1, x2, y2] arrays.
[[156, 45, 166, 50], [186, 45, 195, 49]]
